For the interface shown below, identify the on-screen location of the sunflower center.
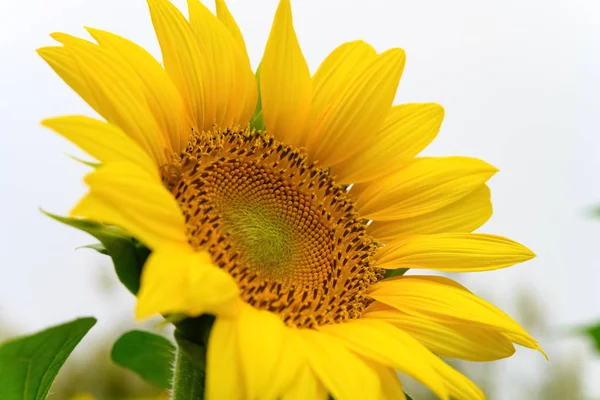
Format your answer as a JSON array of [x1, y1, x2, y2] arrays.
[[221, 200, 296, 277], [162, 127, 381, 328]]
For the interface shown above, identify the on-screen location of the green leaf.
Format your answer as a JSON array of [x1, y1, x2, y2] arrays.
[[43, 210, 149, 294], [405, 393, 414, 400], [249, 64, 265, 131], [384, 268, 409, 279], [111, 330, 175, 389], [582, 322, 600, 353], [0, 317, 96, 400]]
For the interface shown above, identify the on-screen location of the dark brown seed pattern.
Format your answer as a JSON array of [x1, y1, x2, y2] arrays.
[[162, 126, 382, 328]]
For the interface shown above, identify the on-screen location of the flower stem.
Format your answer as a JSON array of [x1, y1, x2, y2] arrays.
[[171, 316, 215, 400], [171, 336, 205, 400]]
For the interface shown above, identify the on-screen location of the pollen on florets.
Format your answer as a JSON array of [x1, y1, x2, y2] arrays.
[[161, 126, 383, 328]]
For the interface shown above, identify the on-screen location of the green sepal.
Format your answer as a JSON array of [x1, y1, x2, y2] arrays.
[[43, 210, 149, 294], [65, 153, 101, 168], [249, 64, 265, 131], [384, 268, 409, 279], [0, 317, 96, 400], [111, 330, 175, 389], [77, 242, 109, 255]]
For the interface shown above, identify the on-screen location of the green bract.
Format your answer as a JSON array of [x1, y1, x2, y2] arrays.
[[43, 210, 149, 294]]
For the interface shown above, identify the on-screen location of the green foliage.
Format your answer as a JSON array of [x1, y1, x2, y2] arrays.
[[111, 330, 175, 389], [0, 317, 96, 400], [384, 268, 409, 279], [582, 322, 600, 353], [250, 64, 265, 131], [43, 211, 149, 294]]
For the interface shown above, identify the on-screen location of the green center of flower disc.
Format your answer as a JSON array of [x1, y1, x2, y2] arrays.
[[220, 200, 295, 277]]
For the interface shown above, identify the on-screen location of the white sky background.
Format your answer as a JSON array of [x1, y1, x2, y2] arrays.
[[0, 0, 599, 398]]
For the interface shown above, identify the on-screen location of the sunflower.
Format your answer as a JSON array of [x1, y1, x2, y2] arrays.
[[39, 0, 543, 398]]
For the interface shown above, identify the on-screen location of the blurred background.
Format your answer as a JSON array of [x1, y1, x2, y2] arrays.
[[0, 0, 598, 398]]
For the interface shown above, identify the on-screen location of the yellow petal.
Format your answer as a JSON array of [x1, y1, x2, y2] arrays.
[[364, 307, 516, 361], [368, 185, 492, 241], [365, 361, 406, 400], [328, 318, 485, 400], [85, 27, 191, 153], [368, 276, 543, 354], [357, 157, 497, 221], [318, 319, 448, 400], [41, 116, 158, 177], [336, 103, 444, 184], [147, 0, 211, 131], [187, 0, 257, 127], [300, 329, 380, 400], [37, 46, 99, 111], [432, 359, 485, 400], [49, 34, 169, 164], [310, 48, 406, 167], [214, 0, 248, 58], [282, 365, 328, 400], [305, 40, 377, 152], [213, 0, 258, 124], [237, 304, 299, 399], [377, 233, 535, 272], [260, 0, 312, 146], [271, 329, 306, 398], [71, 162, 186, 250], [206, 316, 245, 400], [135, 244, 239, 319]]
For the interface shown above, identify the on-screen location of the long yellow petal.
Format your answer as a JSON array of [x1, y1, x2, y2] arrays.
[[336, 103, 444, 184], [324, 319, 485, 400], [368, 185, 492, 241], [377, 233, 535, 272], [135, 244, 239, 319], [260, 0, 311, 146], [364, 307, 516, 361], [147, 0, 211, 131], [206, 316, 245, 400], [310, 48, 406, 167], [357, 157, 497, 221], [318, 319, 448, 400], [36, 46, 99, 111], [214, 0, 248, 58], [49, 34, 169, 164], [300, 329, 380, 400], [71, 162, 186, 250], [187, 0, 257, 127], [271, 329, 306, 398], [237, 304, 299, 399], [282, 365, 328, 400], [41, 116, 158, 178], [305, 40, 377, 152], [432, 359, 485, 400], [86, 27, 191, 153], [368, 276, 544, 354], [365, 361, 406, 400]]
